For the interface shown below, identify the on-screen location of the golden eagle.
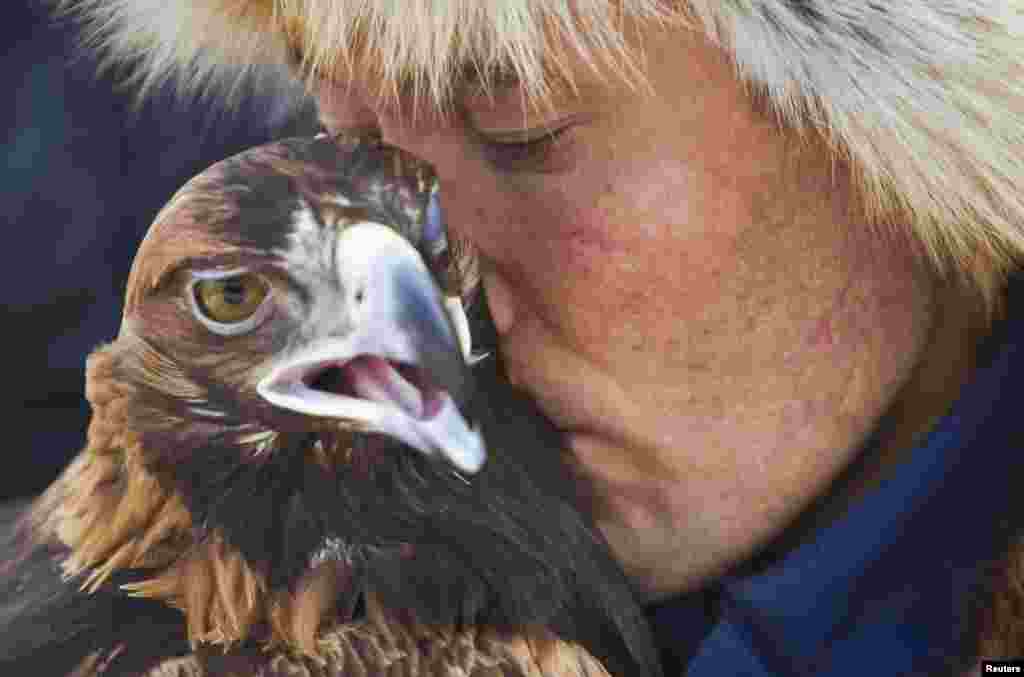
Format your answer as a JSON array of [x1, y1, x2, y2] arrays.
[[0, 136, 661, 677]]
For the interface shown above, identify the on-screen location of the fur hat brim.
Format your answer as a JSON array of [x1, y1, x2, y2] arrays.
[[54, 0, 1024, 305]]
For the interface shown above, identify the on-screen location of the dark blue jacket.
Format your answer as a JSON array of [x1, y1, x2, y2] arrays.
[[647, 274, 1024, 675]]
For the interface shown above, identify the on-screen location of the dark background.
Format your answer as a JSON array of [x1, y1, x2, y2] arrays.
[[2, 3, 318, 499]]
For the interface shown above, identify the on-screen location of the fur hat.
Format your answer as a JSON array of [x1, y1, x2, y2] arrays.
[[55, 0, 1024, 308]]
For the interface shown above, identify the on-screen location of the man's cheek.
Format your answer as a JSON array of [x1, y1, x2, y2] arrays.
[[516, 226, 728, 367], [544, 194, 740, 323], [466, 158, 746, 347]]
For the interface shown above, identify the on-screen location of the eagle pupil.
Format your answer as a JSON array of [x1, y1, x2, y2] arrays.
[[222, 280, 246, 305]]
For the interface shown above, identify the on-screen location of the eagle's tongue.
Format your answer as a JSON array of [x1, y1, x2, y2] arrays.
[[344, 356, 425, 419]]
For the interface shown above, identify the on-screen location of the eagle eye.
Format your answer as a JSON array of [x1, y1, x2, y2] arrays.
[[187, 270, 272, 336]]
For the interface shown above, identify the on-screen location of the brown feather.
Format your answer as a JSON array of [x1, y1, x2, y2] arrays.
[[30, 342, 194, 591], [28, 340, 332, 652], [38, 351, 358, 654], [127, 603, 614, 677], [27, 335, 366, 655]]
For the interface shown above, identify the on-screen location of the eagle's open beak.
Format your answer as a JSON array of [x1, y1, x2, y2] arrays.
[[256, 222, 485, 474]]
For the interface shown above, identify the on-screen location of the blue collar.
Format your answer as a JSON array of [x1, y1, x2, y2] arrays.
[[646, 275, 1024, 676]]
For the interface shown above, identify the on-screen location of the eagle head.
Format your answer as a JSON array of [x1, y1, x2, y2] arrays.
[[121, 133, 481, 473]]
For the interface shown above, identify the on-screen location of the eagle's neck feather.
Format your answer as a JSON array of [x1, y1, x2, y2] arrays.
[[33, 413, 347, 656]]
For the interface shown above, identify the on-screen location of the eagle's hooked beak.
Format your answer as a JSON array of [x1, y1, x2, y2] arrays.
[[256, 221, 485, 474]]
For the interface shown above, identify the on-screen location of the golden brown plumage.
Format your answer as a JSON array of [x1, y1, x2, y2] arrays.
[[1, 135, 660, 677], [73, 601, 614, 677]]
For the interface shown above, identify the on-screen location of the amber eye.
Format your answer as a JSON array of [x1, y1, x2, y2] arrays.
[[188, 270, 271, 335]]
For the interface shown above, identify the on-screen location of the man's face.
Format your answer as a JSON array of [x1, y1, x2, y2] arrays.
[[315, 24, 935, 595]]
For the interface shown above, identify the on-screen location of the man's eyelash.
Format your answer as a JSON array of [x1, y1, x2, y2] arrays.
[[479, 124, 574, 172]]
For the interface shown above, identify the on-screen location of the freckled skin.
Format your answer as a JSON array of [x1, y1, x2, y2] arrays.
[[316, 23, 963, 597]]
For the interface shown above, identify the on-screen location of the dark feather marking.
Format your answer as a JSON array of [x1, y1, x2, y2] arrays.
[[0, 505, 190, 676], [192, 137, 434, 258]]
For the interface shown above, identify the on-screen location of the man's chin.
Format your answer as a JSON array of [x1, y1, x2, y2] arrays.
[[598, 516, 729, 601], [562, 431, 721, 597]]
